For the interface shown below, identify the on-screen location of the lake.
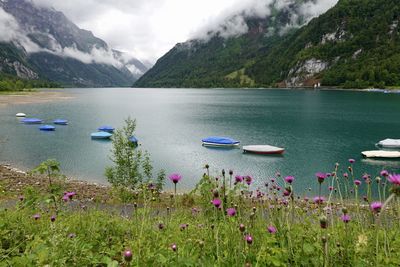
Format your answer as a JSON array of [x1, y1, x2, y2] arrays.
[[0, 88, 399, 193]]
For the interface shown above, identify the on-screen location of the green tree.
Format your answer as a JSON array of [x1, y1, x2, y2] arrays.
[[105, 117, 165, 193]]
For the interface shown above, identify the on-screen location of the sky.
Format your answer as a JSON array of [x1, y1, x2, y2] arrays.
[[30, 0, 338, 64]]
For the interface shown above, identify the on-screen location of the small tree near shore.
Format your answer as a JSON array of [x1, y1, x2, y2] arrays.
[[105, 117, 165, 194]]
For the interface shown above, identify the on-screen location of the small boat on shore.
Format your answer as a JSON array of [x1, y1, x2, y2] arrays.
[[98, 126, 115, 133], [16, 113, 26, 117], [21, 118, 42, 124], [243, 145, 285, 155], [202, 136, 240, 147], [91, 131, 112, 140], [39, 125, 55, 131], [53, 119, 68, 125], [377, 138, 400, 149], [361, 150, 400, 159]]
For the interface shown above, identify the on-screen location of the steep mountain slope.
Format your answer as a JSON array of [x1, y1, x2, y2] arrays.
[[136, 0, 400, 89], [0, 0, 147, 87]]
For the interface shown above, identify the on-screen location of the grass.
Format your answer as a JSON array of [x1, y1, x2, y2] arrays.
[[0, 163, 399, 266]]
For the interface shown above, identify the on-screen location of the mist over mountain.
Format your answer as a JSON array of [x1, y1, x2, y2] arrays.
[[136, 0, 400, 89], [0, 0, 148, 87]]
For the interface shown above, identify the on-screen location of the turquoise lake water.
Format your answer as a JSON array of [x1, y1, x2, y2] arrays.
[[0, 88, 399, 193]]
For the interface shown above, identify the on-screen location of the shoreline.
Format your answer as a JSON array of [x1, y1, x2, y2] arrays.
[[0, 89, 73, 107]]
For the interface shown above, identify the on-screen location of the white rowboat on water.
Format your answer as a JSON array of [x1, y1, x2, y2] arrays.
[[361, 150, 400, 159], [16, 113, 26, 117], [243, 145, 285, 155], [377, 139, 400, 148]]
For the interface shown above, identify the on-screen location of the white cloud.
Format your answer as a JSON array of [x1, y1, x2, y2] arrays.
[[26, 1, 339, 63]]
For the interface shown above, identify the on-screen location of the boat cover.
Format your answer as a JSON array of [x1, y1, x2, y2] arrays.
[[129, 136, 138, 143], [98, 126, 115, 132], [362, 150, 400, 158], [202, 136, 239, 144], [21, 118, 42, 124], [378, 138, 400, 148], [54, 119, 68, 125], [39, 125, 55, 131]]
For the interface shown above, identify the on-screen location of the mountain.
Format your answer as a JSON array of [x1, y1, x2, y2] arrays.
[[0, 0, 148, 87], [135, 0, 400, 89]]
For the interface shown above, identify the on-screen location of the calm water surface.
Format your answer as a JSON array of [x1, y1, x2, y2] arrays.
[[0, 88, 399, 192]]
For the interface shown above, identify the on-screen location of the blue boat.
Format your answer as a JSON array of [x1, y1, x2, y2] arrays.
[[39, 125, 55, 131], [202, 136, 240, 147], [129, 136, 138, 146], [21, 118, 43, 124], [91, 131, 112, 139], [54, 119, 68, 125], [98, 126, 115, 133]]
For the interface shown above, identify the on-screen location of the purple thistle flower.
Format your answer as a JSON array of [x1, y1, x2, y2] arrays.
[[226, 208, 236, 217], [313, 196, 326, 204], [328, 186, 334, 191], [343, 173, 349, 178], [180, 223, 188, 231], [245, 235, 253, 245], [341, 214, 351, 223], [362, 174, 370, 180], [244, 175, 252, 185], [211, 198, 222, 208], [276, 172, 281, 177], [316, 172, 327, 183], [235, 175, 243, 183], [354, 180, 362, 186], [239, 224, 245, 232], [169, 173, 182, 184], [348, 159, 355, 164], [370, 202, 382, 213], [271, 178, 276, 183], [326, 173, 331, 177], [267, 226, 277, 234], [50, 215, 56, 222], [283, 190, 290, 197], [33, 214, 40, 220], [388, 173, 400, 185], [284, 176, 295, 184], [62, 195, 69, 202], [18, 195, 24, 201], [124, 250, 133, 262], [304, 196, 309, 202], [380, 170, 389, 177], [171, 243, 177, 252]]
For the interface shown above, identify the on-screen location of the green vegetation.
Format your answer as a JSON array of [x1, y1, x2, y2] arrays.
[[0, 74, 59, 91], [136, 0, 400, 89], [1, 158, 400, 266]]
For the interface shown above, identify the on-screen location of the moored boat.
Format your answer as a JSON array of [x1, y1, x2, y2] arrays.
[[53, 119, 68, 125], [91, 131, 112, 139], [377, 138, 400, 148], [129, 136, 138, 146], [361, 150, 400, 159], [202, 136, 240, 147], [243, 145, 285, 155], [98, 126, 115, 133], [16, 113, 26, 117], [21, 118, 43, 124], [39, 125, 56, 131]]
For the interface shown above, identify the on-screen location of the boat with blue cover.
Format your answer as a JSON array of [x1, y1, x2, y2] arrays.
[[98, 126, 115, 133], [202, 136, 240, 147], [39, 125, 55, 131], [91, 131, 112, 139], [54, 119, 68, 125], [21, 118, 43, 124], [129, 136, 138, 146]]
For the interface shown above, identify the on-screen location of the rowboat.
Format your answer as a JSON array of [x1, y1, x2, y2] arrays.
[[39, 125, 55, 131], [21, 118, 42, 124], [243, 145, 285, 155], [361, 150, 400, 159], [129, 136, 138, 146], [202, 136, 240, 147], [98, 126, 115, 133], [53, 119, 68, 125], [16, 113, 26, 117], [377, 139, 400, 149], [91, 131, 112, 139]]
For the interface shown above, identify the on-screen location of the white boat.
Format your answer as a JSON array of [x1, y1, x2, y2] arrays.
[[361, 150, 400, 159], [377, 138, 400, 148], [243, 145, 285, 155], [16, 113, 26, 117]]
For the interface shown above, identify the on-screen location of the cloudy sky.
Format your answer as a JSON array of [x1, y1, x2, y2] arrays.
[[31, 0, 338, 64]]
